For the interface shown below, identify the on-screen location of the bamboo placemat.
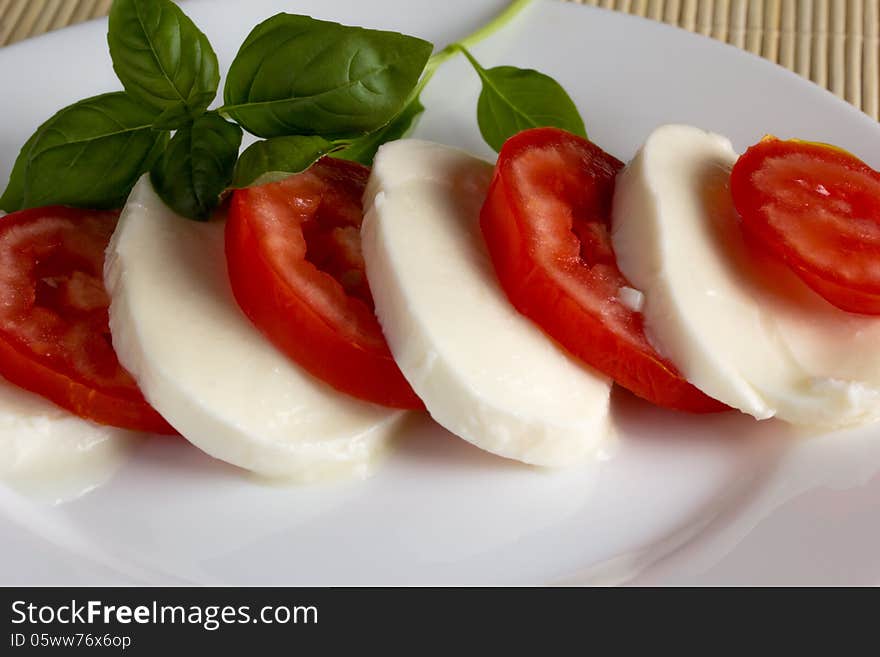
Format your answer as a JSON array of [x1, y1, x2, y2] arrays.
[[0, 0, 877, 119]]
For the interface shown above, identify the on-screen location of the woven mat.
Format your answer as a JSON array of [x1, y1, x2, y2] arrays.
[[0, 0, 877, 119]]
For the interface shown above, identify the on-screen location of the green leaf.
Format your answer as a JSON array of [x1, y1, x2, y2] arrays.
[[0, 127, 45, 212], [334, 96, 424, 166], [150, 112, 242, 220], [108, 0, 219, 128], [460, 47, 586, 153], [13, 92, 168, 210], [223, 14, 433, 139], [231, 136, 335, 188]]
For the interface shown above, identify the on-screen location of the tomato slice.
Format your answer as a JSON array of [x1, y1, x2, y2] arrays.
[[731, 136, 880, 314], [480, 127, 725, 412], [0, 206, 175, 433], [226, 157, 422, 409]]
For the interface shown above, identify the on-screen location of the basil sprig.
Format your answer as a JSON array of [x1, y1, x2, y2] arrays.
[[108, 0, 220, 129], [231, 136, 337, 188], [1, 0, 587, 221], [150, 113, 242, 220], [223, 14, 432, 139], [0, 92, 168, 211], [458, 46, 587, 152]]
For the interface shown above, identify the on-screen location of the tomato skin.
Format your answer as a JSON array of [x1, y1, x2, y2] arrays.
[[0, 206, 175, 434], [0, 331, 173, 432], [731, 137, 880, 314], [226, 158, 423, 410], [480, 127, 725, 413]]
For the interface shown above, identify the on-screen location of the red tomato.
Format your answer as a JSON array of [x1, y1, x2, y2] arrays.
[[731, 136, 880, 314], [226, 157, 422, 409], [480, 127, 725, 413], [0, 206, 174, 433]]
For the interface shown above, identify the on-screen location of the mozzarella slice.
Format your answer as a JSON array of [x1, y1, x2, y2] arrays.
[[105, 177, 404, 481], [611, 124, 880, 426], [0, 375, 137, 494], [361, 140, 612, 466]]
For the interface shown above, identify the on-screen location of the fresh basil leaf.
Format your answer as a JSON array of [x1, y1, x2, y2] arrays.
[[334, 96, 424, 166], [108, 0, 219, 128], [231, 136, 334, 188], [150, 112, 242, 220], [223, 14, 433, 138], [0, 127, 45, 212], [17, 92, 168, 210], [459, 47, 586, 153]]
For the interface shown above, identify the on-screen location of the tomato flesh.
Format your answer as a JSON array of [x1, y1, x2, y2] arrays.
[[226, 157, 422, 409], [731, 137, 880, 314], [480, 127, 726, 413], [0, 206, 175, 433]]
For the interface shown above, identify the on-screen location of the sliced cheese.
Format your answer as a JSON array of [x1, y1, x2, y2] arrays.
[[0, 375, 136, 496], [362, 140, 612, 466], [611, 124, 880, 427], [105, 176, 404, 481]]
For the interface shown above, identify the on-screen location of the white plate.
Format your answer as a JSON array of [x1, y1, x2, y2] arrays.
[[1, 0, 879, 586]]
